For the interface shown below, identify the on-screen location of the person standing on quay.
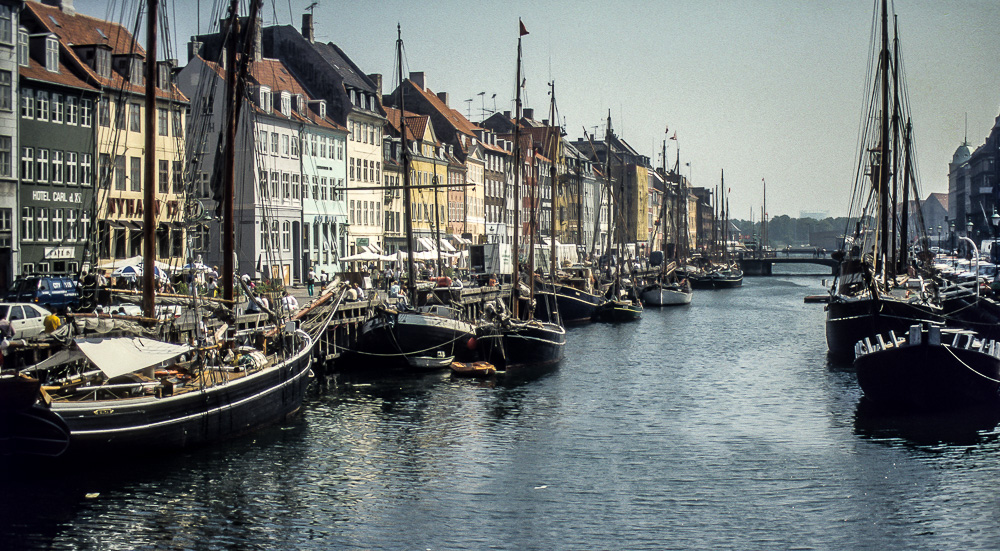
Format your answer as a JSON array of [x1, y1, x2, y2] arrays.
[[306, 268, 316, 297]]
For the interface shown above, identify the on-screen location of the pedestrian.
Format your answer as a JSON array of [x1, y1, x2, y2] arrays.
[[306, 268, 316, 297], [354, 282, 366, 301], [206, 276, 218, 298], [281, 290, 299, 311], [43, 309, 61, 333]]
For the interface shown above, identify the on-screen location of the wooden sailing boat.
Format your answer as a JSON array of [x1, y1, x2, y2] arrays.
[[641, 133, 693, 306], [595, 112, 642, 322], [354, 25, 478, 369], [825, 0, 941, 358], [476, 20, 565, 370], [689, 171, 742, 289], [533, 83, 606, 323], [0, 0, 316, 458]]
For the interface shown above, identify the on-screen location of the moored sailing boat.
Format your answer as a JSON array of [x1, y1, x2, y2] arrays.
[[0, 0, 316, 459], [825, 0, 941, 358], [477, 20, 566, 370], [641, 133, 693, 306], [354, 26, 477, 368]]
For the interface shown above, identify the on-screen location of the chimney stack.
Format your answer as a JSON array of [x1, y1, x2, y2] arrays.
[[302, 13, 314, 43], [41, 0, 75, 15], [503, 110, 511, 119], [409, 71, 425, 90], [368, 73, 383, 99], [437, 92, 448, 106], [523, 108, 534, 120], [187, 40, 203, 62]]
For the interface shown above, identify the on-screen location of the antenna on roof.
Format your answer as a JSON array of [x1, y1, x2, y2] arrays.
[[464, 98, 473, 119], [306, 2, 319, 14]]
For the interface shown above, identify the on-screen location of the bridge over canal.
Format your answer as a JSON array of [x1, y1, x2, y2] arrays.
[[738, 255, 839, 275]]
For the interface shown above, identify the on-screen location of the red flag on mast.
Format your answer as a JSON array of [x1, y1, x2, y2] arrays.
[[669, 131, 677, 140], [665, 124, 669, 134], [519, 20, 529, 36]]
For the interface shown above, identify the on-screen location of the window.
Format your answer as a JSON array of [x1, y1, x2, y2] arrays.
[[270, 171, 279, 198], [0, 6, 12, 45], [36, 91, 48, 121], [349, 157, 354, 180], [171, 229, 183, 258], [282, 134, 289, 156], [292, 174, 300, 200], [260, 221, 268, 250], [259, 170, 268, 198], [51, 209, 62, 241], [157, 108, 168, 136], [129, 156, 141, 191], [52, 151, 63, 184], [36, 207, 48, 241], [129, 103, 140, 132], [45, 37, 58, 72], [172, 110, 182, 137], [66, 97, 78, 125], [21, 207, 32, 241], [290, 135, 298, 157], [349, 200, 354, 224], [114, 155, 125, 190], [320, 177, 328, 201], [319, 137, 326, 158], [65, 209, 76, 242], [36, 149, 48, 183], [50, 94, 62, 123], [20, 89, 32, 119], [282, 173, 290, 199], [0, 71, 10, 112], [65, 152, 77, 185], [271, 133, 279, 155], [172, 160, 183, 193], [17, 29, 27, 66], [81, 99, 92, 127], [80, 212, 90, 242], [0, 136, 9, 178], [311, 176, 318, 199], [158, 159, 168, 193], [281, 221, 290, 251], [98, 97, 110, 126], [80, 154, 92, 186], [271, 220, 279, 249]]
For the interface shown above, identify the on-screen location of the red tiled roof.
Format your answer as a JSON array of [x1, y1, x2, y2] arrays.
[[27, 2, 187, 102], [19, 58, 96, 91]]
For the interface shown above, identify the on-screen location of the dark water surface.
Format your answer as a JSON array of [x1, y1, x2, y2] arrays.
[[6, 270, 1000, 549]]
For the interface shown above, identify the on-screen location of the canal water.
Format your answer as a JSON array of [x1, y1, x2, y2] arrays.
[[6, 267, 1000, 549]]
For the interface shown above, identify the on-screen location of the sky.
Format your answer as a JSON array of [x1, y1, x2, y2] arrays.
[[76, 0, 1000, 219]]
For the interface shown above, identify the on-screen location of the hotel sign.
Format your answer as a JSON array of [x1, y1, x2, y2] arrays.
[[33, 190, 84, 203], [44, 246, 75, 259]]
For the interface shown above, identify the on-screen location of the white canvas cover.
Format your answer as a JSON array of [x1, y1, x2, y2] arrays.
[[74, 337, 192, 379]]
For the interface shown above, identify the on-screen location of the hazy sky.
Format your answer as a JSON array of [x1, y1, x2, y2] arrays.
[[76, 0, 1000, 219]]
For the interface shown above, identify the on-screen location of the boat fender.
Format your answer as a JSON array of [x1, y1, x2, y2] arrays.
[[466, 336, 477, 350]]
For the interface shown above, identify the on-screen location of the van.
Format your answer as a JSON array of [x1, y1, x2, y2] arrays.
[[5, 276, 80, 311]]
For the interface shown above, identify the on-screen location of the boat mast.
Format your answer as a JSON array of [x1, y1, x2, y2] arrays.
[[877, 0, 890, 280], [142, 0, 158, 318], [548, 81, 557, 278], [510, 20, 525, 318], [661, 136, 668, 274], [221, 0, 259, 302], [605, 112, 615, 292], [889, 14, 901, 277], [397, 25, 418, 306], [433, 152, 442, 277]]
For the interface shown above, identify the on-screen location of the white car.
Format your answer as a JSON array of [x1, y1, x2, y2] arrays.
[[0, 302, 52, 338]]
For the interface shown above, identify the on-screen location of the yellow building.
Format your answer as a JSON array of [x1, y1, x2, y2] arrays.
[[31, 2, 189, 270]]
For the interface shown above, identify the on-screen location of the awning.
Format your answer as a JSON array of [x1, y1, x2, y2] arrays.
[[449, 234, 471, 246], [417, 237, 435, 252], [436, 237, 456, 252], [74, 337, 192, 379]]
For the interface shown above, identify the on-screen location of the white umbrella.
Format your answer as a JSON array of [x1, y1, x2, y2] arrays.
[[340, 251, 382, 262]]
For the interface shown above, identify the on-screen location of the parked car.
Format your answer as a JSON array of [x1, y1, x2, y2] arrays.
[[0, 302, 52, 338], [5, 276, 80, 311]]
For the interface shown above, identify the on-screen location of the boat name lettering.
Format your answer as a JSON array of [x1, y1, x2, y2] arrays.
[[92, 409, 115, 415]]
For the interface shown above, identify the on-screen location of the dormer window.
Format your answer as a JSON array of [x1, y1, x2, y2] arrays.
[[318, 100, 326, 119], [349, 89, 356, 106], [45, 37, 59, 72], [294, 94, 304, 114], [280, 92, 291, 116], [259, 86, 271, 112]]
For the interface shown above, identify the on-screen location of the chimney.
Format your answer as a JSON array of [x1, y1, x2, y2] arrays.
[[368, 73, 383, 99], [302, 13, 314, 43], [42, 0, 75, 15], [503, 110, 511, 119], [437, 92, 449, 106], [409, 71, 425, 90], [187, 40, 202, 62], [542, 119, 548, 126], [523, 108, 534, 120]]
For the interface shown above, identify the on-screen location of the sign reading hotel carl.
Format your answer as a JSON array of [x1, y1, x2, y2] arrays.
[[33, 190, 84, 203]]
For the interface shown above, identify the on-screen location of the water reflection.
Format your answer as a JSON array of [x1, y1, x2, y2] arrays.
[[854, 397, 1000, 446]]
